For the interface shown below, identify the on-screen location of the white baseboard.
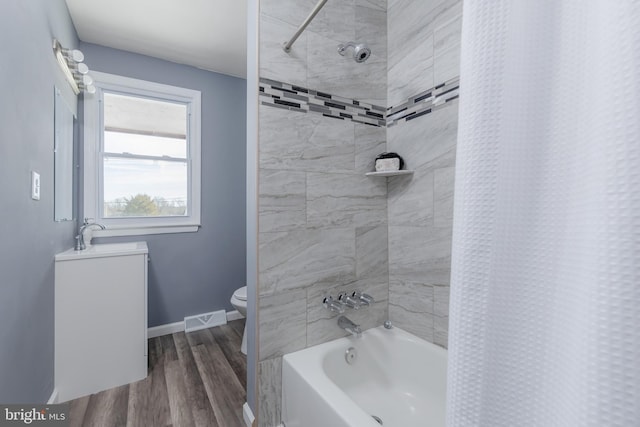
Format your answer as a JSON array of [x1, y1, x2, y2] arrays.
[[243, 402, 255, 427], [47, 388, 59, 404], [148, 311, 243, 339], [148, 321, 184, 339], [227, 310, 245, 321]]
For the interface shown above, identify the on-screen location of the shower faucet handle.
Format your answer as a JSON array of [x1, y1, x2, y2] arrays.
[[339, 292, 361, 310], [353, 291, 375, 306], [323, 295, 345, 314]]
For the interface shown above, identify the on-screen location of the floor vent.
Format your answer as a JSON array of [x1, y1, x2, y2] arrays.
[[184, 310, 227, 333]]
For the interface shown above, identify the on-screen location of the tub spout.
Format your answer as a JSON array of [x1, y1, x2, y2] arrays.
[[338, 315, 362, 338]]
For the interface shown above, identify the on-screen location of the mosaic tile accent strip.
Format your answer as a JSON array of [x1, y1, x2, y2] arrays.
[[387, 76, 460, 127], [259, 78, 386, 127], [259, 76, 460, 127]]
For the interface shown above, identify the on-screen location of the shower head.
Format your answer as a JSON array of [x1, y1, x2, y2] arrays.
[[338, 42, 371, 63]]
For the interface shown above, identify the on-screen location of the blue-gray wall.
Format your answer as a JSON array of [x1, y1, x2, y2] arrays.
[[82, 43, 247, 327], [0, 0, 78, 403]]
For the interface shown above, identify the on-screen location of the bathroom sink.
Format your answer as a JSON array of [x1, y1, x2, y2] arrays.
[[55, 242, 148, 261]]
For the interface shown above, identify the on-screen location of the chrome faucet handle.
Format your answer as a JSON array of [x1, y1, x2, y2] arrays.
[[323, 296, 345, 314], [339, 292, 361, 310], [352, 291, 375, 306]]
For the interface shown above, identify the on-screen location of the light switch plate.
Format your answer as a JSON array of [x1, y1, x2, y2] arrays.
[[31, 171, 40, 200]]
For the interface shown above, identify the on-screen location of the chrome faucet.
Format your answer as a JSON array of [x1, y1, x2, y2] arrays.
[[75, 218, 105, 250], [338, 315, 362, 338], [323, 295, 346, 314], [352, 291, 375, 307]]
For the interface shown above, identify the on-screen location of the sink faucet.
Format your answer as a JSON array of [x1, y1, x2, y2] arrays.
[[338, 315, 362, 338], [75, 219, 105, 250]]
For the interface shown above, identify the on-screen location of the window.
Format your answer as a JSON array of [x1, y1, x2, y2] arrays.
[[84, 72, 201, 236]]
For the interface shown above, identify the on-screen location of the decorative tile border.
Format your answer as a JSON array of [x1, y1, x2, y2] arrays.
[[387, 76, 460, 127], [259, 76, 460, 128], [259, 78, 386, 127]]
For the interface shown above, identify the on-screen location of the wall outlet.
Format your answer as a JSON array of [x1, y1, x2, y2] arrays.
[[31, 171, 41, 200]]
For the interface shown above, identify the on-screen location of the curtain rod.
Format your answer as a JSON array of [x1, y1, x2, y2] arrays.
[[282, 0, 328, 52]]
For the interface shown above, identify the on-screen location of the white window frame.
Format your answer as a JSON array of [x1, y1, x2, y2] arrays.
[[84, 72, 201, 237]]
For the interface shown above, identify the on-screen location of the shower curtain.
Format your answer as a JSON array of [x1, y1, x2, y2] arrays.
[[447, 1, 639, 426]]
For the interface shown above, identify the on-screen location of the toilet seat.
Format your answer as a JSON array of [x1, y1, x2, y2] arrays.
[[233, 286, 247, 302]]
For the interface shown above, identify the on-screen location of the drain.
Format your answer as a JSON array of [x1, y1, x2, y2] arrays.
[[372, 415, 383, 425]]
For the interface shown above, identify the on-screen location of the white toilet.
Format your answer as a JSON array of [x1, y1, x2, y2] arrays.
[[230, 286, 248, 355]]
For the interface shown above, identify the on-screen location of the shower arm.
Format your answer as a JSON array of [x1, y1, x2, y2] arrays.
[[282, 0, 328, 52]]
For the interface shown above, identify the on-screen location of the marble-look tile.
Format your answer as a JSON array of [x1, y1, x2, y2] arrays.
[[259, 290, 307, 359], [308, 0, 356, 43], [260, 0, 316, 27], [434, 166, 455, 228], [420, 146, 457, 171], [306, 279, 389, 347], [307, 173, 387, 228], [388, 0, 462, 68], [388, 41, 434, 107], [388, 225, 452, 284], [259, 169, 306, 233], [307, 31, 386, 106], [355, 3, 387, 62], [387, 100, 459, 170], [388, 279, 435, 342], [434, 285, 450, 317], [260, 13, 307, 87], [259, 104, 356, 173], [358, 0, 386, 11], [389, 279, 434, 314], [356, 225, 388, 280], [258, 357, 282, 427], [434, 15, 462, 57], [259, 228, 356, 296], [355, 125, 386, 173], [387, 168, 434, 227], [434, 314, 449, 348], [434, 43, 461, 84]]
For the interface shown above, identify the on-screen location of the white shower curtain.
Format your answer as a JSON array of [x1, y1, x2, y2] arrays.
[[447, 1, 640, 426]]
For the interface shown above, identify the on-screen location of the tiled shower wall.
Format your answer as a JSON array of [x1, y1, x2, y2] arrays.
[[257, 1, 388, 425], [387, 0, 462, 347]]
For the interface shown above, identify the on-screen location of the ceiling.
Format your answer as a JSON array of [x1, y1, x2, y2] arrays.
[[64, 0, 247, 78]]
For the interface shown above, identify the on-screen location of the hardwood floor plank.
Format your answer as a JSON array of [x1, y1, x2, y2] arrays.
[[160, 334, 178, 362], [147, 336, 172, 427], [126, 374, 151, 427], [148, 336, 163, 372], [173, 332, 220, 427], [228, 319, 245, 338], [191, 344, 245, 427], [68, 395, 90, 427], [165, 359, 196, 427], [82, 384, 129, 427], [209, 324, 247, 389]]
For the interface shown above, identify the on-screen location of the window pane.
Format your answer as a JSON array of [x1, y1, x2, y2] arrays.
[[103, 157, 187, 218], [104, 131, 186, 158], [104, 92, 187, 136]]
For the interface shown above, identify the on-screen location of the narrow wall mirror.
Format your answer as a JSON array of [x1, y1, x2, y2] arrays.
[[54, 86, 75, 222]]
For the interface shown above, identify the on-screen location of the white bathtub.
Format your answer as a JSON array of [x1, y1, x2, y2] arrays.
[[281, 325, 447, 427]]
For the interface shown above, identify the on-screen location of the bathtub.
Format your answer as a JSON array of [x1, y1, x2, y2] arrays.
[[281, 325, 447, 427]]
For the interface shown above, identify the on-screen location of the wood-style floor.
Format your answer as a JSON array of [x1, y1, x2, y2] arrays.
[[67, 320, 247, 427]]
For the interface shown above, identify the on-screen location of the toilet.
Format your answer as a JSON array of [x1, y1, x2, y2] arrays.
[[230, 286, 248, 355]]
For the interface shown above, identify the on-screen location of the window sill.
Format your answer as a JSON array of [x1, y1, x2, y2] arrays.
[[92, 225, 199, 238]]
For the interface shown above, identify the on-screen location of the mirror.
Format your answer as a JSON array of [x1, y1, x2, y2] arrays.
[[54, 87, 75, 222]]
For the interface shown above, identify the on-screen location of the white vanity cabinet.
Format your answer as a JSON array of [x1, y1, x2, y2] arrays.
[[54, 242, 148, 402]]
